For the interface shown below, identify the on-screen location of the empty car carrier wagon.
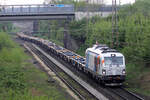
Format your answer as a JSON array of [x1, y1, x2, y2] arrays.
[[18, 33, 126, 86]]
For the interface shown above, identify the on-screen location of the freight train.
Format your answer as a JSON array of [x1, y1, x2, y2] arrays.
[[17, 33, 126, 86]]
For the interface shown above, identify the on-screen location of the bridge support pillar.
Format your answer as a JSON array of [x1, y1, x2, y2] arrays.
[[2, 25, 7, 32], [48, 21, 51, 39], [33, 20, 39, 34], [63, 20, 69, 49], [63, 21, 69, 49], [63, 20, 75, 50]]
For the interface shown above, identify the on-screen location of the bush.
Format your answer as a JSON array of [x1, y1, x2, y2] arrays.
[[0, 32, 14, 50]]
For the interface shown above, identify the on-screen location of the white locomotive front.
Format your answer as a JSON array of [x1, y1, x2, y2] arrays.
[[85, 44, 125, 85]]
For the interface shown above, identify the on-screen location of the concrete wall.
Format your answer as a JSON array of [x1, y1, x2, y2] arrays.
[[75, 11, 112, 20]]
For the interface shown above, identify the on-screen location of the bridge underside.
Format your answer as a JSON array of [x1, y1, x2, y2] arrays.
[[0, 14, 75, 21]]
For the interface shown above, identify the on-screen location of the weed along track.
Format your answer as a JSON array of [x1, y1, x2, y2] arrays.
[[24, 42, 99, 100]]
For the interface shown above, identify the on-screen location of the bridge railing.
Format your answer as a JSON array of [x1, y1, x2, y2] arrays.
[[0, 4, 74, 15]]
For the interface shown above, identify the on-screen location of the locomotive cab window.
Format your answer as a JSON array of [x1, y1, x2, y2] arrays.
[[104, 57, 123, 66]]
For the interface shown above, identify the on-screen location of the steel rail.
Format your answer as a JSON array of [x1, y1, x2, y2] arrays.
[[107, 87, 144, 100], [121, 88, 145, 100]]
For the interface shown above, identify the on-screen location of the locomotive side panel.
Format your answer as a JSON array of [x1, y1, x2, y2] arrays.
[[86, 51, 101, 74]]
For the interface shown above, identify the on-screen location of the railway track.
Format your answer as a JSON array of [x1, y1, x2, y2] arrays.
[[107, 87, 145, 100], [36, 42, 144, 100], [23, 40, 144, 100], [25, 42, 103, 100], [121, 88, 145, 100]]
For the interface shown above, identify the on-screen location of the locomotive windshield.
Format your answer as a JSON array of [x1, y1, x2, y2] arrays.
[[104, 57, 123, 66]]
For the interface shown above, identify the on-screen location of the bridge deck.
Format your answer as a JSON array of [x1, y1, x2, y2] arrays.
[[0, 4, 75, 21]]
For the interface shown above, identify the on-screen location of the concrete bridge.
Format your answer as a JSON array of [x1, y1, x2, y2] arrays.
[[0, 4, 75, 21], [0, 5, 117, 21]]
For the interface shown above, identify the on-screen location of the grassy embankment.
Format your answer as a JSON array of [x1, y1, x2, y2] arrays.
[[0, 32, 74, 100]]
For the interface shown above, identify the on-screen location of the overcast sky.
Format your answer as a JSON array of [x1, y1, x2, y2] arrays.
[[0, 0, 135, 5]]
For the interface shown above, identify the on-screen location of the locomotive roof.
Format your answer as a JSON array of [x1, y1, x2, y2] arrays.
[[87, 44, 119, 54]]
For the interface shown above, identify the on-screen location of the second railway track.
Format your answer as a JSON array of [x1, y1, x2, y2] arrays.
[[107, 87, 145, 100]]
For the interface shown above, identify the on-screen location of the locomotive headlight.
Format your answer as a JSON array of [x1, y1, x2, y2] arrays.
[[102, 69, 106, 75], [122, 69, 126, 74]]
